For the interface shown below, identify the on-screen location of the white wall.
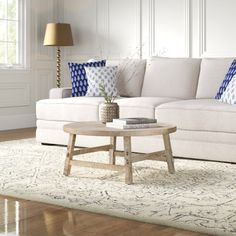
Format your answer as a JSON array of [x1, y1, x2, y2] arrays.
[[1, 0, 236, 130], [0, 0, 58, 130], [59, 0, 236, 86]]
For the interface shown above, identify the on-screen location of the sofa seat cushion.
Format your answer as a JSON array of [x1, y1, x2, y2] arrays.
[[37, 97, 106, 122], [156, 99, 236, 133], [116, 97, 179, 118]]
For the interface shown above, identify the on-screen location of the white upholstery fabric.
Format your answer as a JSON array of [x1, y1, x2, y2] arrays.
[[171, 139, 236, 162], [49, 87, 72, 99], [156, 99, 236, 133], [141, 57, 201, 99], [196, 58, 234, 98], [172, 129, 236, 145], [37, 97, 106, 122], [115, 97, 179, 118], [116, 59, 146, 97]]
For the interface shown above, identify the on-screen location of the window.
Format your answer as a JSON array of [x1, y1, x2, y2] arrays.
[[0, 0, 26, 68]]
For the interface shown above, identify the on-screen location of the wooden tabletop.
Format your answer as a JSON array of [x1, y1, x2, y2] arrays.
[[63, 121, 176, 137]]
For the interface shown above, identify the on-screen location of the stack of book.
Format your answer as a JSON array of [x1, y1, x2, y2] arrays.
[[106, 117, 158, 129]]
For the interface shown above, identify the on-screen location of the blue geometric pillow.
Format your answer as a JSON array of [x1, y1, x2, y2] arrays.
[[219, 75, 236, 105], [68, 60, 106, 97], [215, 59, 236, 99]]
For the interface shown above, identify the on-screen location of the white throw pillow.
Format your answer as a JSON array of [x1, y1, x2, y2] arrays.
[[85, 66, 118, 97], [116, 59, 146, 97], [220, 75, 236, 105]]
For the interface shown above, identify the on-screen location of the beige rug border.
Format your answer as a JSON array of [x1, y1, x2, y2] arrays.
[[0, 184, 231, 236]]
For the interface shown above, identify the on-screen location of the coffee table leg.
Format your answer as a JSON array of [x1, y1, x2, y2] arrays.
[[64, 134, 76, 176], [123, 136, 133, 184], [109, 136, 116, 165], [163, 133, 175, 174]]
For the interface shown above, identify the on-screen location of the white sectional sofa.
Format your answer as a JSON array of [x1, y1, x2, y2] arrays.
[[36, 57, 236, 163]]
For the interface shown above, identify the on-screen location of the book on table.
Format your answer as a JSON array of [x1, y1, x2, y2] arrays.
[[106, 117, 159, 129], [112, 117, 157, 125]]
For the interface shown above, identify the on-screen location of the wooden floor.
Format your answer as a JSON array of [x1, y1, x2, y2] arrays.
[[0, 128, 210, 236]]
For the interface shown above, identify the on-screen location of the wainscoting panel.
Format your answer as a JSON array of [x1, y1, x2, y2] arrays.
[[199, 0, 236, 57], [61, 0, 192, 60], [0, 83, 30, 108], [0, 0, 57, 130], [153, 0, 190, 57], [103, 0, 141, 58], [35, 70, 54, 101]]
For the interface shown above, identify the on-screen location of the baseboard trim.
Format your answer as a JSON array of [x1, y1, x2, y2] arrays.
[[0, 113, 36, 131]]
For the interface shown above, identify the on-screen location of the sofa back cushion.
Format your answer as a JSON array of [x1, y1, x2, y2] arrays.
[[106, 59, 146, 97], [141, 57, 201, 99], [196, 58, 234, 98]]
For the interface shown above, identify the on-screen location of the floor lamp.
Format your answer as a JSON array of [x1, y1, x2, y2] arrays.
[[44, 23, 73, 88]]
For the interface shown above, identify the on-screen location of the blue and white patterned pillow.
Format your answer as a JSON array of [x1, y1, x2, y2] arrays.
[[68, 60, 106, 97], [215, 59, 236, 99], [85, 66, 118, 97], [220, 74, 236, 105]]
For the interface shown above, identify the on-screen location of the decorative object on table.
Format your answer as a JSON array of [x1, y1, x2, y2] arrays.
[[106, 122, 159, 129], [44, 23, 73, 88], [219, 74, 236, 104], [68, 60, 106, 97], [113, 117, 157, 125], [215, 59, 236, 99], [98, 81, 119, 123], [100, 102, 119, 123], [107, 117, 158, 129]]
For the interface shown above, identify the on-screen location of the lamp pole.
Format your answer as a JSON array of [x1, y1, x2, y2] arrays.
[[56, 47, 61, 88]]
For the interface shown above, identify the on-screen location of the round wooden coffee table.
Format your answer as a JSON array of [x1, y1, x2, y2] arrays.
[[63, 121, 177, 184]]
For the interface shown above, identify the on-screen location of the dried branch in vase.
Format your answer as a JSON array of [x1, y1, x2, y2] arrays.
[[99, 83, 116, 104]]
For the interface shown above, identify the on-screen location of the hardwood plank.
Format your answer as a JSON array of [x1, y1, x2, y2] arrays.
[[0, 127, 35, 141], [0, 128, 210, 236]]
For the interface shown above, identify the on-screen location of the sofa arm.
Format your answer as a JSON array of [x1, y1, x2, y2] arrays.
[[49, 87, 72, 99]]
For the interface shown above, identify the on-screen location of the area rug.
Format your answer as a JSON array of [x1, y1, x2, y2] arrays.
[[0, 139, 236, 235]]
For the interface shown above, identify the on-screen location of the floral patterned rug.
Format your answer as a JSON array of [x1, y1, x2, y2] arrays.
[[0, 139, 235, 236]]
